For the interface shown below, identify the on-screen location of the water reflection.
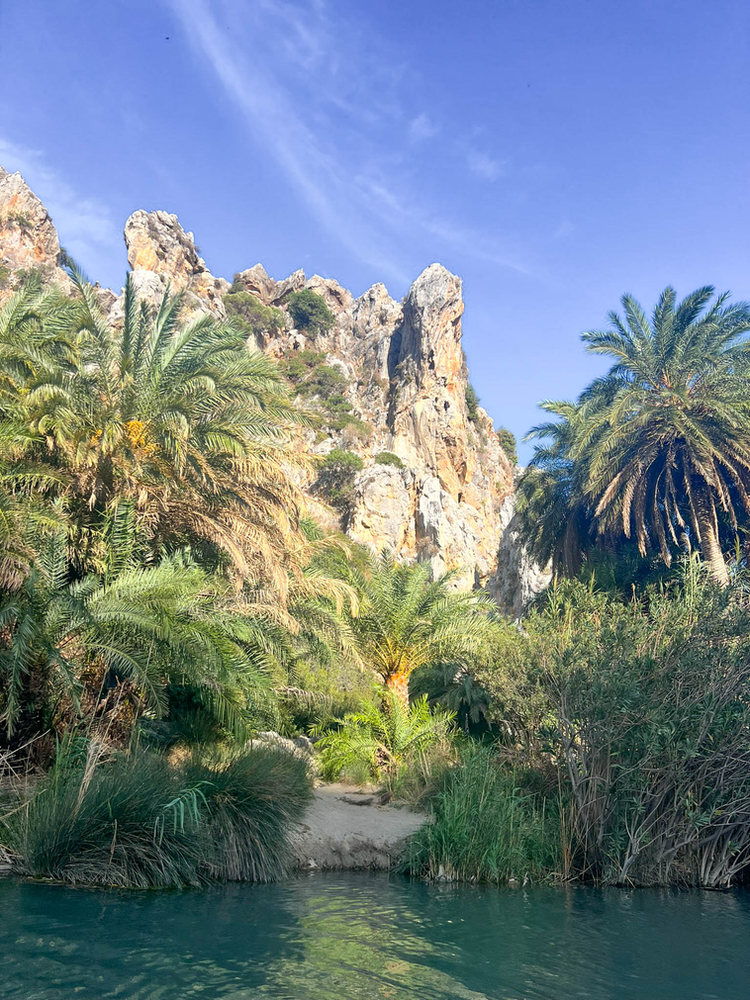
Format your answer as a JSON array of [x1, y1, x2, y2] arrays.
[[1, 874, 749, 999]]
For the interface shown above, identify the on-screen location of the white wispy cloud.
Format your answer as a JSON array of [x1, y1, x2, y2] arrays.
[[467, 149, 504, 181], [0, 137, 122, 282], [170, 0, 528, 285], [408, 113, 439, 143]]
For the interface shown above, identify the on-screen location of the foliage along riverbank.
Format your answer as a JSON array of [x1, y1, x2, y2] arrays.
[[3, 268, 750, 888]]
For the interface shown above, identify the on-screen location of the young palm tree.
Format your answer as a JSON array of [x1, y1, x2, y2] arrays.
[[0, 265, 308, 593], [317, 689, 455, 789], [578, 287, 750, 583], [320, 550, 498, 706], [0, 538, 274, 742]]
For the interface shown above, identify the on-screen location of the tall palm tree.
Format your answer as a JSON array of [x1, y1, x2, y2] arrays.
[[319, 550, 497, 706], [577, 287, 750, 584], [0, 266, 308, 593], [516, 400, 594, 579]]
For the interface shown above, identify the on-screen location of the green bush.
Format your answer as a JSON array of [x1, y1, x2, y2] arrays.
[[278, 349, 327, 384], [317, 690, 456, 794], [465, 383, 480, 423], [298, 364, 347, 400], [496, 426, 517, 465], [314, 448, 364, 512], [286, 289, 335, 335], [2, 744, 312, 887], [374, 451, 404, 469], [400, 744, 562, 883], [223, 288, 284, 338]]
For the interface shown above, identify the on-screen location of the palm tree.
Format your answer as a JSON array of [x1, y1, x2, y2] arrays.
[[317, 689, 455, 789], [516, 400, 594, 579], [0, 265, 308, 593], [0, 538, 274, 743], [320, 550, 498, 706], [577, 287, 750, 584]]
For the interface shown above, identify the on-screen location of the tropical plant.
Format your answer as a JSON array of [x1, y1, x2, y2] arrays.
[[0, 540, 274, 743], [318, 550, 498, 704], [519, 287, 750, 583], [0, 266, 308, 592], [409, 662, 492, 733], [516, 400, 594, 579], [579, 287, 750, 583], [317, 689, 455, 791], [2, 741, 312, 886]]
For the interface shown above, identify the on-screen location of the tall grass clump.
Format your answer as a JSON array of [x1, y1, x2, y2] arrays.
[[2, 742, 312, 887], [401, 745, 563, 884], [184, 747, 313, 882]]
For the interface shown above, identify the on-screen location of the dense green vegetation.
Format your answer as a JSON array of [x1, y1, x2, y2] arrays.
[[317, 690, 454, 793], [224, 280, 285, 341], [518, 286, 750, 584], [374, 451, 404, 469], [4, 274, 750, 891], [4, 741, 311, 886], [313, 448, 363, 512], [465, 383, 480, 422], [401, 745, 563, 884], [495, 426, 517, 465], [286, 289, 335, 336]]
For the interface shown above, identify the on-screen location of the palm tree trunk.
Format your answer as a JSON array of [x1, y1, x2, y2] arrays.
[[695, 503, 729, 586], [385, 672, 410, 711]]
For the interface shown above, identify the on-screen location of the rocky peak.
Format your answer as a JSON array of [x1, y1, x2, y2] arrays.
[[0, 167, 72, 299], [123, 209, 229, 316], [0, 170, 545, 612]]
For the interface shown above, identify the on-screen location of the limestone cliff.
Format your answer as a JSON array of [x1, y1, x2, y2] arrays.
[[0, 166, 72, 299], [0, 167, 547, 610]]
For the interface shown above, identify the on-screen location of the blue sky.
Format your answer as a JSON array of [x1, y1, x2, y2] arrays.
[[1, 0, 749, 459]]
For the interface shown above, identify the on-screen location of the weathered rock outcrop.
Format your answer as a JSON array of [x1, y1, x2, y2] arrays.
[[123, 209, 230, 316], [0, 167, 72, 299], [0, 167, 548, 610]]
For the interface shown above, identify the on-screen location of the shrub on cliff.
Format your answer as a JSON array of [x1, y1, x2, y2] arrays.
[[465, 383, 480, 422], [313, 448, 363, 512], [224, 286, 284, 339], [286, 289, 335, 335], [374, 451, 404, 469], [496, 426, 517, 465]]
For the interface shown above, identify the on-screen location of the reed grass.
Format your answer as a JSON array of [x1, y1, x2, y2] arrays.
[[400, 745, 563, 884]]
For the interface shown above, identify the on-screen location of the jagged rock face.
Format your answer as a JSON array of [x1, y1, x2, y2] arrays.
[[488, 495, 552, 617], [0, 175, 542, 610], [98, 208, 522, 596], [0, 167, 72, 300], [123, 209, 229, 316]]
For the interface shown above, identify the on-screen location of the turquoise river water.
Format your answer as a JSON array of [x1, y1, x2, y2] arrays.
[[1, 873, 750, 999]]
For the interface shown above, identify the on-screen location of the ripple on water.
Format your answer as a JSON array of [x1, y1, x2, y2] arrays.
[[1, 875, 749, 999]]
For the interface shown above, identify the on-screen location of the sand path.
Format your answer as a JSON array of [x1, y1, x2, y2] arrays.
[[291, 783, 426, 870]]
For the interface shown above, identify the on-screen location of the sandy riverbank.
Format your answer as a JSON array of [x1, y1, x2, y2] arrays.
[[291, 783, 426, 871]]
